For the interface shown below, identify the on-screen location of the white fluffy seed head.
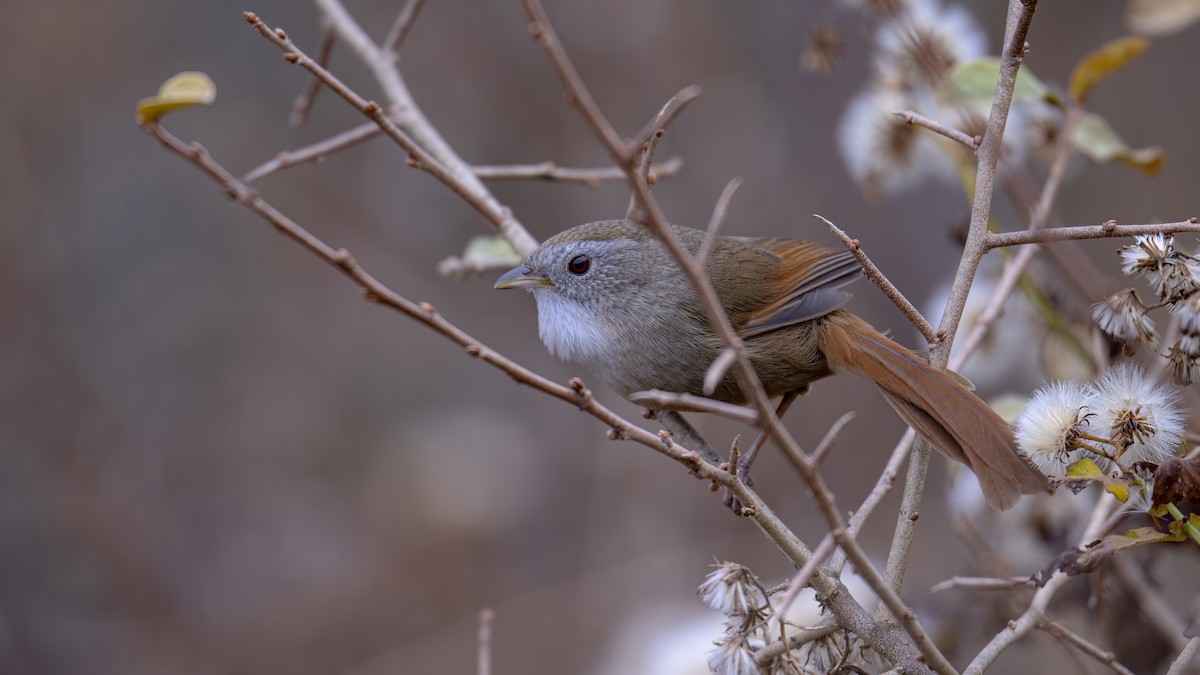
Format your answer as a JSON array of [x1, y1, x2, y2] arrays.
[[1015, 380, 1096, 478], [1092, 362, 1184, 465]]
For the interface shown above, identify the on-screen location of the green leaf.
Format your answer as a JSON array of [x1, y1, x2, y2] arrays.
[[1126, 0, 1200, 36], [1072, 112, 1164, 175], [1069, 36, 1151, 103], [137, 71, 216, 123], [936, 58, 1053, 110]]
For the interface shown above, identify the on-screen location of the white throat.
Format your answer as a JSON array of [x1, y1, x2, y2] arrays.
[[532, 290, 614, 365]]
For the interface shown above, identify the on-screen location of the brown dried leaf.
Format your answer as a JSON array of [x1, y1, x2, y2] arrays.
[[1034, 526, 1187, 585], [1151, 457, 1200, 507]]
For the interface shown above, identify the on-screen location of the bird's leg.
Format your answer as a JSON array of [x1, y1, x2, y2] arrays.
[[738, 390, 801, 482], [723, 390, 802, 514], [655, 410, 721, 465]]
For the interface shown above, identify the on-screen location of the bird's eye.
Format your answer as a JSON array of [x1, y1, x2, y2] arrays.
[[567, 254, 591, 275]]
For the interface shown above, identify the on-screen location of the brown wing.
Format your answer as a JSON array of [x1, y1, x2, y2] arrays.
[[737, 239, 861, 338]]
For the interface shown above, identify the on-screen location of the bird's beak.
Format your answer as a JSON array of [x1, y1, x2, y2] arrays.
[[494, 264, 550, 290]]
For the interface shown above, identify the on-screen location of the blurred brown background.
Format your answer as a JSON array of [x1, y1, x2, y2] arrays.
[[3, 1, 1198, 673]]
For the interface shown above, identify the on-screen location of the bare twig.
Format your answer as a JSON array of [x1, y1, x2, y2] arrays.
[[1112, 554, 1191, 652], [831, 429, 917, 575], [931, 576, 1035, 593], [987, 218, 1200, 248], [289, 21, 335, 128], [894, 110, 980, 150], [628, 85, 703, 159], [244, 122, 382, 183], [473, 156, 684, 187], [703, 348, 739, 396], [697, 178, 743, 264], [883, 0, 1039, 599], [140, 121, 836, 666], [521, 2, 951, 671], [964, 493, 1120, 674], [775, 533, 838, 620], [626, 390, 759, 425], [949, 102, 1081, 372], [1038, 620, 1135, 675], [626, 87, 703, 220], [1167, 636, 1200, 675], [382, 0, 426, 55], [755, 624, 839, 666], [284, 4, 539, 255], [810, 411, 856, 467], [815, 214, 941, 345]]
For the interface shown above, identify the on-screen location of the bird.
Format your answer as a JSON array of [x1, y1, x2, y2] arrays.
[[495, 219, 1051, 509]]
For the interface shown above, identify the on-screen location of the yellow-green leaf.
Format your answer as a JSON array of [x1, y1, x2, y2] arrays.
[[1069, 36, 1151, 103], [1126, 0, 1200, 36], [137, 71, 216, 123], [1062, 457, 1132, 502], [936, 58, 1053, 110], [1065, 458, 1105, 478], [437, 235, 522, 279], [1072, 112, 1164, 175]]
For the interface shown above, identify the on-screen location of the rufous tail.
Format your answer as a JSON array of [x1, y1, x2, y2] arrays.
[[818, 312, 1051, 510]]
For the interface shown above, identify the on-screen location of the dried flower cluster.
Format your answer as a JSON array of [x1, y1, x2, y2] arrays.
[[828, 0, 1059, 198], [1015, 363, 1184, 480], [1092, 233, 1200, 381], [699, 562, 875, 674]]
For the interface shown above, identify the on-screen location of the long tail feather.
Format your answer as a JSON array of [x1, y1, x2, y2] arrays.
[[818, 312, 1050, 510]]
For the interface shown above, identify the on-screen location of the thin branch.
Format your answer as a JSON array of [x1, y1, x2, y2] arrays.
[[477, 608, 494, 675], [987, 218, 1200, 248], [473, 156, 684, 187], [626, 390, 759, 425], [1038, 620, 1135, 675], [831, 429, 917, 575], [755, 624, 839, 666], [1167, 637, 1200, 675], [244, 122, 382, 183], [297, 2, 540, 255], [626, 87, 703, 220], [521, 10, 628, 162], [697, 177, 743, 265], [382, 0, 426, 55], [775, 533, 838, 621], [931, 576, 1035, 593], [289, 20, 336, 128], [964, 493, 1120, 674], [520, 2, 950, 671], [1112, 554, 1190, 652], [883, 0, 1039, 599], [703, 348, 739, 396], [815, 214, 941, 345], [629, 85, 703, 154], [949, 102, 1081, 372], [811, 411, 856, 467], [894, 110, 980, 150], [141, 120, 832, 665]]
